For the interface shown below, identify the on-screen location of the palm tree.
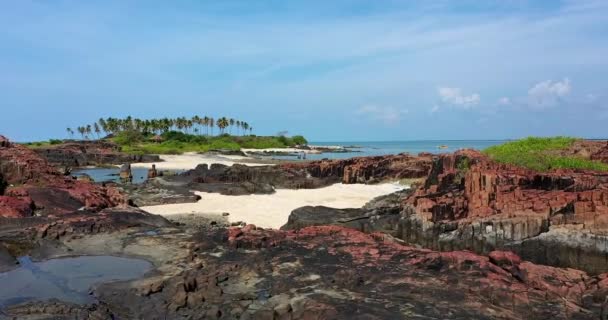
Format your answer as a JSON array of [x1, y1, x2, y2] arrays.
[[94, 123, 101, 139], [98, 118, 107, 136], [203, 116, 210, 136], [66, 127, 72, 139], [209, 118, 215, 136], [77, 126, 85, 139], [217, 117, 229, 135], [229, 118, 235, 135]]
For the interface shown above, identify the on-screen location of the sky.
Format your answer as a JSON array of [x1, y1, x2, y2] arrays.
[[1, 0, 607, 142]]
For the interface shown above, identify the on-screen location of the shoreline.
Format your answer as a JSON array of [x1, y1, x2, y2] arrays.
[[130, 152, 273, 171]]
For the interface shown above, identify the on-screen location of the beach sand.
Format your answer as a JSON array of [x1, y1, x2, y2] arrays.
[[142, 183, 405, 229], [131, 152, 270, 171]]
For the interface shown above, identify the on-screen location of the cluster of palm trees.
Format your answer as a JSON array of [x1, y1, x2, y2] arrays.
[[67, 116, 253, 140]]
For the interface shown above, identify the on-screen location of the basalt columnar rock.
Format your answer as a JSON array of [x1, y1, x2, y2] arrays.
[[399, 149, 608, 274], [33, 140, 160, 167], [0, 135, 126, 217]]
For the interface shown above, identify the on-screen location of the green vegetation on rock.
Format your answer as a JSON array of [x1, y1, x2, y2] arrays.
[[483, 136, 608, 171]]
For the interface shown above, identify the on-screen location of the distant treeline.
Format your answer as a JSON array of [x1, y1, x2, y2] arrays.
[[66, 116, 252, 140]]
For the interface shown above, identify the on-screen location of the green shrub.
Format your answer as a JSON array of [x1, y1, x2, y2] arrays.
[[291, 135, 308, 145], [49, 139, 63, 145], [113, 130, 144, 146], [483, 136, 608, 172]]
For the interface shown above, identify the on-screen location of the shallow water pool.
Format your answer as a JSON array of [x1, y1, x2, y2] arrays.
[[0, 255, 152, 308]]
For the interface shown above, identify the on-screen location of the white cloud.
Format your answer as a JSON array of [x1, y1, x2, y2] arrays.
[[430, 105, 440, 113], [527, 78, 571, 109], [498, 97, 511, 105], [437, 87, 480, 109], [356, 105, 409, 125]]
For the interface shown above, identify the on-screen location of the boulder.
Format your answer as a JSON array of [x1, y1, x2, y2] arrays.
[[147, 164, 158, 179], [120, 163, 133, 182]]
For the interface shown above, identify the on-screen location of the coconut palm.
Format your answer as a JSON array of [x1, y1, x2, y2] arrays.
[[94, 123, 101, 139]]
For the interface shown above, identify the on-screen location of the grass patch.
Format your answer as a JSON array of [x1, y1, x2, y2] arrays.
[[483, 136, 608, 171]]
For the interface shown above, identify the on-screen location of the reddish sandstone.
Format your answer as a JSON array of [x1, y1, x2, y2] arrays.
[[0, 135, 126, 217]]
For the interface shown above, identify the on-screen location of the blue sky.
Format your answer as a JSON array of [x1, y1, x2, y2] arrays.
[[1, 0, 607, 141]]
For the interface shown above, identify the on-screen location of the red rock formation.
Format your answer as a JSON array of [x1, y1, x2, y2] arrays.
[[281, 153, 433, 184], [401, 149, 608, 273], [0, 195, 33, 218], [0, 135, 126, 217], [225, 224, 608, 318]]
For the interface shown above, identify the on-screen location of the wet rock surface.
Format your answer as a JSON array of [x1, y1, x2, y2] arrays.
[[33, 140, 160, 167]]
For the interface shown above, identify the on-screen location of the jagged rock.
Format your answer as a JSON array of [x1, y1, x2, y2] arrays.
[[281, 153, 433, 184], [33, 140, 160, 167], [0, 135, 126, 217], [117, 179, 201, 207], [282, 189, 413, 236], [400, 149, 608, 274]]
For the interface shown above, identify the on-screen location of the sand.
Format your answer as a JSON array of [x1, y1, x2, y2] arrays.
[[131, 152, 270, 171], [142, 183, 405, 229]]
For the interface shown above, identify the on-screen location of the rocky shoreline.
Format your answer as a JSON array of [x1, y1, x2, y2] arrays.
[[3, 134, 608, 318]]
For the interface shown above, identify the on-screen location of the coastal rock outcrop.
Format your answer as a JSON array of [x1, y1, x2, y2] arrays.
[[281, 189, 412, 234], [399, 149, 608, 274], [124, 154, 433, 201], [0, 135, 126, 217], [281, 153, 434, 184], [33, 140, 160, 167], [160, 225, 608, 319], [8, 223, 608, 319]]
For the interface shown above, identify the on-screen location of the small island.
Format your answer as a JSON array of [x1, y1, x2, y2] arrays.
[[25, 115, 309, 155]]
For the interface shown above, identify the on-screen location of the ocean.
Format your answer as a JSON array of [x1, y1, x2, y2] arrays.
[[297, 140, 507, 160]]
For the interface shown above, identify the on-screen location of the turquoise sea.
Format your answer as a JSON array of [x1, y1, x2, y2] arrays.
[[297, 140, 508, 160]]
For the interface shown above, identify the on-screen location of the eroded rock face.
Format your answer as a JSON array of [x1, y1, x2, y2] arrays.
[[33, 140, 160, 167], [281, 153, 434, 184], [0, 135, 126, 217], [400, 149, 608, 274]]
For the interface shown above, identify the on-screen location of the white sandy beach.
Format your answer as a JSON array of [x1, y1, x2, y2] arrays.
[[131, 152, 269, 171], [241, 145, 347, 155], [142, 183, 404, 229]]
